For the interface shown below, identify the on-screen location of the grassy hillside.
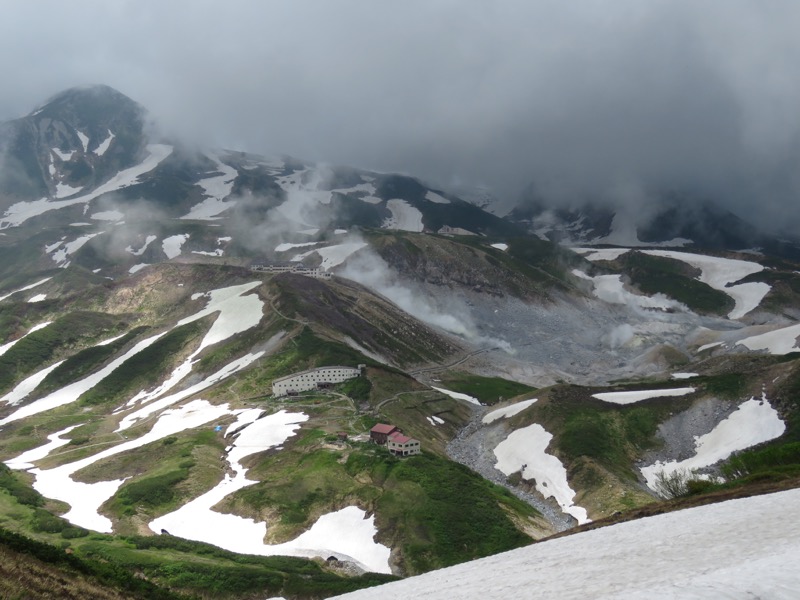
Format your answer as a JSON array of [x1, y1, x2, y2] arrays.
[[701, 355, 800, 492], [0, 311, 131, 394], [271, 274, 462, 367], [0, 495, 395, 600], [228, 435, 541, 576], [0, 525, 189, 600], [2, 227, 800, 598], [509, 354, 800, 516], [437, 371, 535, 405]]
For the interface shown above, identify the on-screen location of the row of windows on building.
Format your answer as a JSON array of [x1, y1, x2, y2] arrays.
[[272, 365, 364, 396]]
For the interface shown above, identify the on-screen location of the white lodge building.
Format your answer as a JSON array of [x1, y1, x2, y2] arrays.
[[272, 365, 364, 397]]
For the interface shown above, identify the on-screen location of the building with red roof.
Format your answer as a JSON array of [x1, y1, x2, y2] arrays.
[[387, 431, 421, 457], [370, 423, 399, 445], [370, 423, 421, 456]]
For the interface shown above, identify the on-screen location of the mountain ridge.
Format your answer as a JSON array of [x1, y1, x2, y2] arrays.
[[0, 85, 799, 598]]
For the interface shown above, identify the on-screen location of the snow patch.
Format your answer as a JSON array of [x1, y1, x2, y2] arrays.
[[641, 394, 785, 491], [425, 191, 450, 204], [275, 241, 319, 252], [128, 263, 149, 274], [0, 322, 52, 357], [736, 323, 800, 355], [94, 129, 115, 156], [332, 181, 382, 204], [571, 247, 631, 262], [592, 387, 695, 405], [0, 361, 64, 406], [181, 153, 239, 220], [126, 235, 157, 256], [76, 131, 89, 152], [55, 182, 83, 199], [117, 352, 265, 432], [431, 386, 481, 406], [671, 372, 699, 380], [162, 234, 189, 259], [48, 233, 99, 268], [117, 282, 264, 421], [312, 242, 368, 270], [0, 277, 52, 302], [225, 408, 264, 437], [91, 210, 125, 221], [698, 340, 725, 352], [291, 242, 368, 270], [51, 148, 74, 161], [383, 199, 424, 232], [490, 243, 508, 251], [494, 424, 589, 524], [273, 167, 334, 226], [0, 144, 173, 229], [4, 424, 83, 470], [574, 248, 770, 320], [572, 270, 686, 313], [28, 294, 47, 303], [23, 400, 231, 532], [0, 332, 166, 426], [482, 399, 537, 424], [149, 411, 391, 573], [643, 250, 769, 320]]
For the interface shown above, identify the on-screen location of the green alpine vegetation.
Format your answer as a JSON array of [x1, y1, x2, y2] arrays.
[[438, 371, 535, 405], [228, 439, 541, 576], [612, 251, 734, 315]]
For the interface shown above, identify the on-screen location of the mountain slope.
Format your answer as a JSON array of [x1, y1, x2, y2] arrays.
[[1, 85, 800, 598], [0, 85, 147, 202]]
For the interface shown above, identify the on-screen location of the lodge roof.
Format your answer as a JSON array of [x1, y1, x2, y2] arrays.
[[388, 431, 413, 444], [370, 423, 398, 435]]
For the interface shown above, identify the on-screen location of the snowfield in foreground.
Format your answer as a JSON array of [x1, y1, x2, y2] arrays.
[[331, 487, 800, 599]]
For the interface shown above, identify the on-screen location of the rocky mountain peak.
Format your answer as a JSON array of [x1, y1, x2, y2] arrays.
[[0, 85, 149, 202], [32, 84, 145, 128]]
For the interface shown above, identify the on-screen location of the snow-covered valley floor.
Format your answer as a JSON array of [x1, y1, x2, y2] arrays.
[[331, 488, 800, 599]]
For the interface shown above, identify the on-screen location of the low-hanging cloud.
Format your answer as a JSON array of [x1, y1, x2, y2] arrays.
[[605, 323, 635, 350], [340, 243, 513, 352], [227, 163, 338, 255], [87, 194, 171, 261], [2, 1, 800, 232]]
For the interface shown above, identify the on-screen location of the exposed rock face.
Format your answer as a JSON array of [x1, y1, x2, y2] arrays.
[[370, 234, 567, 302], [0, 85, 148, 204]]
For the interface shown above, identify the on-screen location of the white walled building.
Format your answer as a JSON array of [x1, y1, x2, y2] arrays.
[[272, 365, 364, 396], [387, 431, 421, 457]]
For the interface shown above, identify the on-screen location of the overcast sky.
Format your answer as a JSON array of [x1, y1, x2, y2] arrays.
[[2, 1, 800, 230]]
